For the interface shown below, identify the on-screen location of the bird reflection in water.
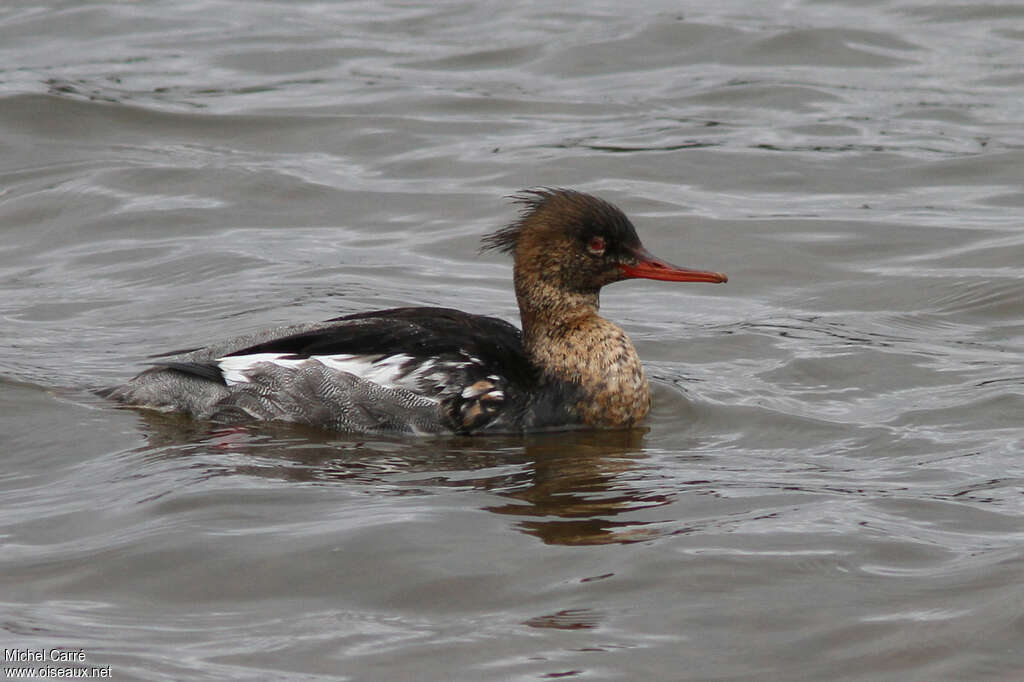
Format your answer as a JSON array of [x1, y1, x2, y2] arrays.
[[130, 411, 694, 546], [481, 429, 677, 545]]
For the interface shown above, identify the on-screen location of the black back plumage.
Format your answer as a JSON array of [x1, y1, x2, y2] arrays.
[[229, 307, 534, 382], [155, 307, 535, 390]]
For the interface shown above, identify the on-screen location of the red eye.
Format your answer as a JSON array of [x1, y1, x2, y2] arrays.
[[587, 236, 606, 255]]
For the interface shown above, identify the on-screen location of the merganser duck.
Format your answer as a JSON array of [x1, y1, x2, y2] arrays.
[[105, 189, 727, 434]]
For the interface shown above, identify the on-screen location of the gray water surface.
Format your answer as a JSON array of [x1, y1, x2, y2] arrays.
[[2, 1, 1023, 680]]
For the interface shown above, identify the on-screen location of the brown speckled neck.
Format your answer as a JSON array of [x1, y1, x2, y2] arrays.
[[515, 273, 651, 428]]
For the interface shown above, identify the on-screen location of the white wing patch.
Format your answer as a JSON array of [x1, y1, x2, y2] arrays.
[[318, 353, 421, 387], [218, 353, 306, 385], [216, 352, 475, 395]]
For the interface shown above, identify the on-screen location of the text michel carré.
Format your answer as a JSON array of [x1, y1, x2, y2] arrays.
[[5, 648, 86, 662]]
